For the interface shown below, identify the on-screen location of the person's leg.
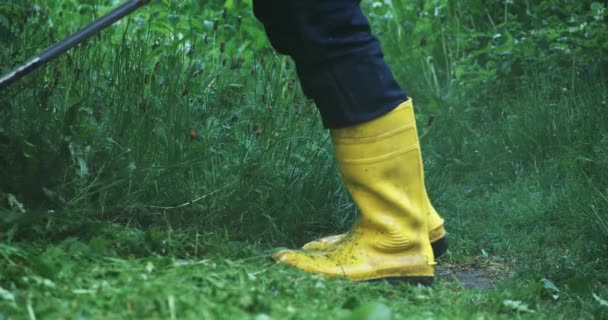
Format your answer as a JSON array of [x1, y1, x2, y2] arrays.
[[253, 0, 406, 128], [253, 0, 446, 283]]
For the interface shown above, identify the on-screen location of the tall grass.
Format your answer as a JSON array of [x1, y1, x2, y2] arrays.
[[1, 0, 607, 259], [364, 0, 608, 251], [0, 1, 355, 245]]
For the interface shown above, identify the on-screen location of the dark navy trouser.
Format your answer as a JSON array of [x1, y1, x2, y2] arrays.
[[252, 0, 407, 128]]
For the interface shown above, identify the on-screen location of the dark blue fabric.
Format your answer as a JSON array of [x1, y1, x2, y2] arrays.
[[253, 0, 407, 128]]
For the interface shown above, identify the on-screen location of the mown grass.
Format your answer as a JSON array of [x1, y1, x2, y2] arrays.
[[1, 0, 608, 319]]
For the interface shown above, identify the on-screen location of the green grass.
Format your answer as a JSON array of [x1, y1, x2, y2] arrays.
[[1, 0, 608, 319], [0, 230, 606, 319]]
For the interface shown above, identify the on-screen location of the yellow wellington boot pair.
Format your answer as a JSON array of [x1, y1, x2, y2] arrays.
[[273, 99, 439, 284]]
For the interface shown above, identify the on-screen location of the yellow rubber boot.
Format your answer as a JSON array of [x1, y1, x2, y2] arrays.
[[301, 210, 445, 256], [301, 103, 447, 256], [273, 100, 435, 283], [302, 199, 446, 254]]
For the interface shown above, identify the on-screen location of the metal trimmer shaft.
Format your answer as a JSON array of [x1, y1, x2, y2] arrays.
[[0, 0, 150, 91]]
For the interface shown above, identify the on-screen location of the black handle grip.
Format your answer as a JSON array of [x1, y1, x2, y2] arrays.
[[0, 0, 150, 91]]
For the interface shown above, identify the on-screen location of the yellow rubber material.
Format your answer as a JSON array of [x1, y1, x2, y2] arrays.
[[302, 221, 445, 252], [302, 209, 445, 251], [301, 100, 446, 252], [273, 100, 436, 281]]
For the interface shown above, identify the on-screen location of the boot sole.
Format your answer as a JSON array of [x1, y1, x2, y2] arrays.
[[432, 237, 448, 258], [367, 276, 434, 287]]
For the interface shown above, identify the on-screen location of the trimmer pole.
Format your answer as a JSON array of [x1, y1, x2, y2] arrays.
[[0, 0, 150, 91]]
